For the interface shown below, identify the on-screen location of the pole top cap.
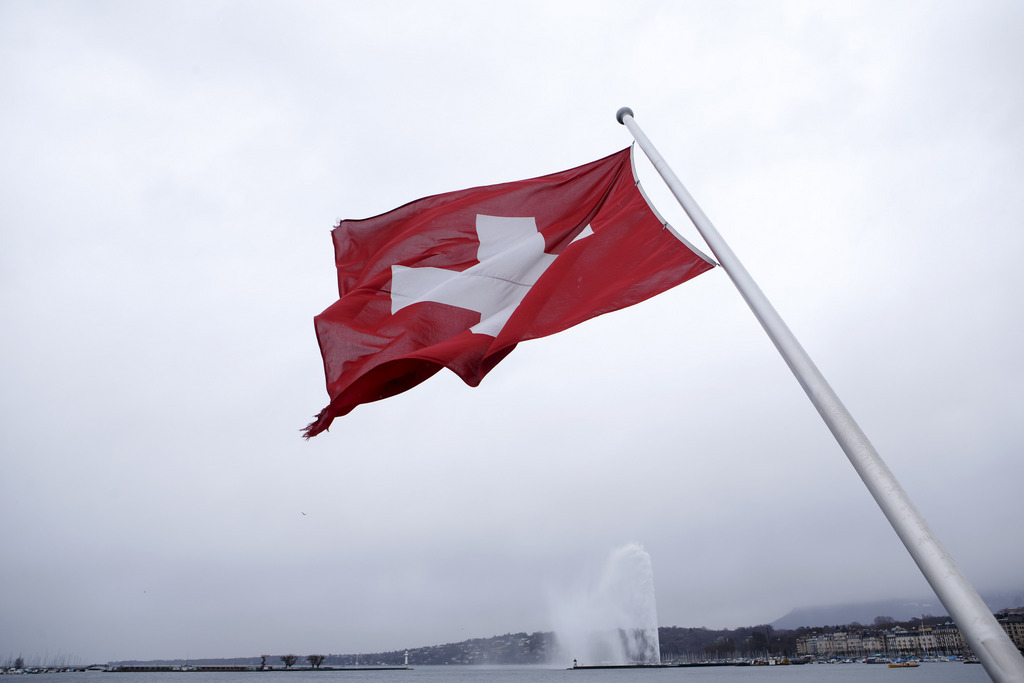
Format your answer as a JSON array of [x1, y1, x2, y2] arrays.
[[616, 107, 635, 124]]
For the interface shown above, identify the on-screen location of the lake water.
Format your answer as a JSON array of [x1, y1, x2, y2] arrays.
[[11, 664, 994, 683]]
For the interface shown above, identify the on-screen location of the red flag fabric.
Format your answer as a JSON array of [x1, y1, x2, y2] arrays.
[[304, 147, 715, 437]]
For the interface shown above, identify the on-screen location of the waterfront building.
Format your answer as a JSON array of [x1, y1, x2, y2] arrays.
[[932, 622, 968, 656], [996, 608, 1024, 650], [796, 623, 967, 658], [789, 607, 1023, 661], [885, 627, 919, 657]]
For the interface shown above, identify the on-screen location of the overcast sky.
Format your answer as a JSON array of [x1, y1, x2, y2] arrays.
[[3, 0, 1023, 666]]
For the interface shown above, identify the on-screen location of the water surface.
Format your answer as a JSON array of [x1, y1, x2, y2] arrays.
[[15, 664, 993, 683]]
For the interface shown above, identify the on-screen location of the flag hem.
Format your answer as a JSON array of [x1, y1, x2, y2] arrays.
[[628, 144, 718, 268]]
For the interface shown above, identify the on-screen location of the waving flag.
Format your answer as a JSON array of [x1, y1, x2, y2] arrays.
[[304, 147, 715, 437]]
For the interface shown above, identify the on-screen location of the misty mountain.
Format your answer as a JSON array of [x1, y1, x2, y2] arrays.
[[771, 591, 1024, 629]]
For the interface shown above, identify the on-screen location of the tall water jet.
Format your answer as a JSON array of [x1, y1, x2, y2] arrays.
[[549, 543, 661, 666]]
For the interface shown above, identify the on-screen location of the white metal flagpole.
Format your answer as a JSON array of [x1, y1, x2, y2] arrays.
[[616, 107, 1024, 683]]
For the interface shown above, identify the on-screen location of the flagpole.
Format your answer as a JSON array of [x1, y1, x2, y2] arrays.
[[617, 107, 1024, 683]]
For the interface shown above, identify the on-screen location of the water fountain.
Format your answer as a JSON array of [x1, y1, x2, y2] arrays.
[[549, 543, 661, 666]]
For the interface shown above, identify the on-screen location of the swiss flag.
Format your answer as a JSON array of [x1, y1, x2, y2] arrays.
[[304, 148, 715, 437]]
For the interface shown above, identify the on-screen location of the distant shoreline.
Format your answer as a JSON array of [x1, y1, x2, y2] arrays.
[[105, 667, 412, 673]]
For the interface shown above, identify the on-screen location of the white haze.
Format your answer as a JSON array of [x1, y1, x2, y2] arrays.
[[2, 0, 1023, 665]]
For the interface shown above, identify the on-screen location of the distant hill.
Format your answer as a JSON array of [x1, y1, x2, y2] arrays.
[[108, 592, 1024, 667], [771, 590, 1024, 629]]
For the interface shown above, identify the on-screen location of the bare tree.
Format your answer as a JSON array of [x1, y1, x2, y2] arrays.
[[307, 654, 326, 669], [280, 654, 299, 668]]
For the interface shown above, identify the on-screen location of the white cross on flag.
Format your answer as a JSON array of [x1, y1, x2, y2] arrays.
[[304, 148, 715, 437]]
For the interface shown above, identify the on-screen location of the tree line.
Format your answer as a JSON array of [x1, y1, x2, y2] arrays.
[[261, 653, 326, 669]]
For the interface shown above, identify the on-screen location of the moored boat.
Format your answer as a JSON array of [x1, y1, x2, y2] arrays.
[[888, 660, 920, 668]]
